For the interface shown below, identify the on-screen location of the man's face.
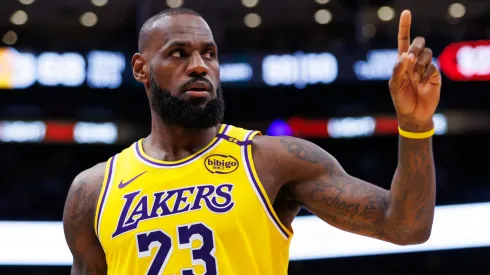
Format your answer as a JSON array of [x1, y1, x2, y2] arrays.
[[134, 14, 224, 129]]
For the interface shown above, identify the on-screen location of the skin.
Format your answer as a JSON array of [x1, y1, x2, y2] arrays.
[[63, 11, 440, 274]]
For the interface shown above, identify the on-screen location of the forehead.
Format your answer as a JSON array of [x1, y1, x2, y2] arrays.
[[151, 15, 215, 47]]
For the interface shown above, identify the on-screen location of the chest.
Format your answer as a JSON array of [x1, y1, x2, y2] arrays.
[[98, 168, 264, 246]]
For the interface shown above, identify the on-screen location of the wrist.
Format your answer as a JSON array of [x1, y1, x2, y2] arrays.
[[398, 117, 434, 133]]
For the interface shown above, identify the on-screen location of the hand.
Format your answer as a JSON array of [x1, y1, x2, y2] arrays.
[[389, 10, 442, 132]]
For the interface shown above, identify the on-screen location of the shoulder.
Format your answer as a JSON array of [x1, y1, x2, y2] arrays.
[[70, 162, 107, 200], [63, 162, 107, 222], [251, 135, 329, 165], [63, 162, 109, 270], [250, 135, 330, 183]]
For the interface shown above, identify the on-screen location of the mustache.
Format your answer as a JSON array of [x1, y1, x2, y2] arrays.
[[179, 76, 215, 93]]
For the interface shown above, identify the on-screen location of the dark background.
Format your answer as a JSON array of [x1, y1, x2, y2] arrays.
[[1, 0, 490, 274]]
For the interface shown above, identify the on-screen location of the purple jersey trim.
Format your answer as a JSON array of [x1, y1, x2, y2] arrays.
[[96, 156, 116, 237], [216, 133, 252, 146], [243, 131, 291, 239], [136, 124, 230, 167]]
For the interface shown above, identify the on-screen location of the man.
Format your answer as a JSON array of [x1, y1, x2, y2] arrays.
[[63, 7, 440, 275]]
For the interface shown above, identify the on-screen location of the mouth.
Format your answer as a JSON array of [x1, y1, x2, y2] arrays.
[[183, 81, 211, 97]]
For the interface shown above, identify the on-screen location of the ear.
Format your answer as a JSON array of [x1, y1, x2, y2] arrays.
[[132, 53, 148, 84]]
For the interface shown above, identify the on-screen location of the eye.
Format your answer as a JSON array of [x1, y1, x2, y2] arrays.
[[170, 49, 185, 58], [203, 50, 216, 59]]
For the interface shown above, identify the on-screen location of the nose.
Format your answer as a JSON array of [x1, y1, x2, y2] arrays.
[[185, 52, 209, 77]]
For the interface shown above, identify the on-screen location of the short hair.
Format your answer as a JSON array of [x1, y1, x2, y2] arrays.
[[138, 7, 203, 52]]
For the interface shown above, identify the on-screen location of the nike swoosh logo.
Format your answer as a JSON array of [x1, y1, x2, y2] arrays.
[[118, 171, 147, 189]]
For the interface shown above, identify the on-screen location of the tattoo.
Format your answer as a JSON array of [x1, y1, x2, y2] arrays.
[[396, 137, 435, 227], [281, 136, 435, 244], [280, 138, 324, 164], [309, 180, 384, 220], [63, 165, 107, 275], [64, 183, 96, 248], [64, 178, 101, 251]]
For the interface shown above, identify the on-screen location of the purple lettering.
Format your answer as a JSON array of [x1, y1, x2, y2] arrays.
[[112, 191, 140, 238], [210, 184, 235, 213], [190, 185, 215, 211], [112, 184, 235, 239], [127, 195, 150, 224], [171, 187, 195, 214], [150, 191, 172, 218]]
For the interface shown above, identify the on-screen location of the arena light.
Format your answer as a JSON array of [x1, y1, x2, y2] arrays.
[[0, 48, 37, 89], [220, 63, 253, 82], [314, 9, 332, 24], [354, 49, 399, 80], [166, 0, 183, 8], [262, 52, 338, 88], [0, 120, 119, 144], [448, 3, 466, 19], [327, 116, 376, 138], [0, 48, 126, 89], [315, 0, 330, 4], [267, 119, 293, 136], [377, 6, 395, 22], [18, 0, 35, 5], [271, 113, 448, 139], [244, 13, 261, 28], [74, 122, 118, 144], [354, 49, 440, 81], [10, 10, 28, 25], [2, 31, 18, 46], [91, 0, 108, 7], [0, 121, 46, 143], [438, 40, 490, 81], [80, 12, 98, 27], [37, 52, 86, 87], [290, 202, 490, 260], [87, 50, 126, 88], [362, 24, 376, 38], [241, 0, 259, 8], [0, 202, 488, 265]]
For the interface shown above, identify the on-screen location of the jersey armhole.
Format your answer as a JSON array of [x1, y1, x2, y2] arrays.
[[242, 130, 293, 240], [93, 155, 117, 238]]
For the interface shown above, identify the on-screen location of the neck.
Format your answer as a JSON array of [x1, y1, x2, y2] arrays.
[[143, 112, 221, 162]]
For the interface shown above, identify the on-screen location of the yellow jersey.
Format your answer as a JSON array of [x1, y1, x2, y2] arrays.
[[94, 124, 293, 275]]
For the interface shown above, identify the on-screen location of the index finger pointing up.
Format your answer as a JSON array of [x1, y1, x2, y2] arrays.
[[398, 10, 412, 55]]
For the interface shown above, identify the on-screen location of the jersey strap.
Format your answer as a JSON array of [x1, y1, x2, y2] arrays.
[[94, 154, 118, 238], [241, 130, 293, 239]]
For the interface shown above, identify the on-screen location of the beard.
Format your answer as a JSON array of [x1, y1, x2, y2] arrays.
[[149, 71, 225, 129]]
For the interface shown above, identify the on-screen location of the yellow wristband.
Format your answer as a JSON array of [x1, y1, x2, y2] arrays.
[[398, 127, 435, 139]]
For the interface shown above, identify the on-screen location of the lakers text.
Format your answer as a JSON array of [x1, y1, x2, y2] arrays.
[[112, 183, 235, 238]]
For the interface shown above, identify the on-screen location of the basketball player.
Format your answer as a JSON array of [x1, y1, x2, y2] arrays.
[[63, 7, 441, 275]]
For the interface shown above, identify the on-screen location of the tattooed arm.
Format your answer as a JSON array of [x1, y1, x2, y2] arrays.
[[254, 134, 435, 245], [63, 163, 107, 275]]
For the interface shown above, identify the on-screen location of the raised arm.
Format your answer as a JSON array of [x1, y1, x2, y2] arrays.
[[261, 10, 440, 246], [63, 163, 107, 275], [273, 135, 435, 245]]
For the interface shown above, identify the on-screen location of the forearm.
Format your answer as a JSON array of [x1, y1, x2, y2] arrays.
[[387, 131, 436, 242]]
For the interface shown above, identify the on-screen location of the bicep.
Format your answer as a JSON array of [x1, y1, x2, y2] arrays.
[[290, 172, 390, 229], [63, 167, 107, 275], [277, 136, 393, 240]]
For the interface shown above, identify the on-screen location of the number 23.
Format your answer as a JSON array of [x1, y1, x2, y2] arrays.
[[136, 222, 217, 275]]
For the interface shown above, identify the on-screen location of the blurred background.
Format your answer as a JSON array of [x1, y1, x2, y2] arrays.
[[1, 0, 490, 274]]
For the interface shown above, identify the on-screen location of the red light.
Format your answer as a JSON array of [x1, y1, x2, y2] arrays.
[[439, 40, 490, 81], [375, 117, 398, 135], [45, 122, 74, 142], [287, 117, 329, 138]]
